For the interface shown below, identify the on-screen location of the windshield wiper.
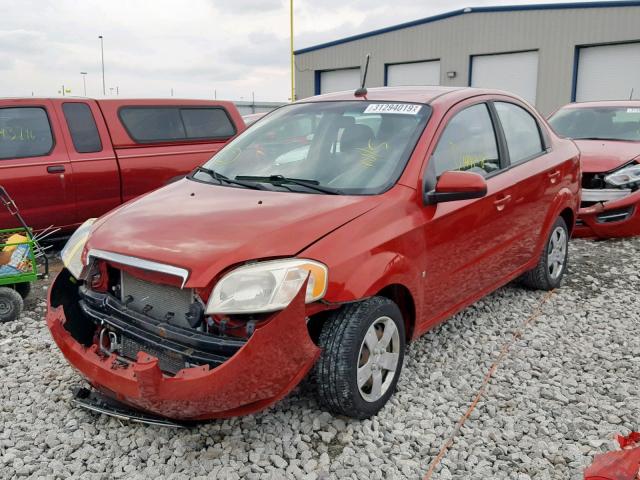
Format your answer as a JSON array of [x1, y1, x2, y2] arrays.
[[574, 137, 636, 142], [235, 175, 341, 195], [194, 166, 269, 190]]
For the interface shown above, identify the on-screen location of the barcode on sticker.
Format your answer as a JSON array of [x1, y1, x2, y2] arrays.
[[364, 103, 422, 115], [627, 108, 640, 113]]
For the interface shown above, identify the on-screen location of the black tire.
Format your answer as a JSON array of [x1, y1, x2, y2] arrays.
[[0, 287, 24, 323], [520, 216, 569, 290], [13, 282, 31, 299], [313, 296, 406, 419]]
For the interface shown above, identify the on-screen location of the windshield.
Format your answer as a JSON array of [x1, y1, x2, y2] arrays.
[[548, 106, 640, 141], [194, 101, 431, 194]]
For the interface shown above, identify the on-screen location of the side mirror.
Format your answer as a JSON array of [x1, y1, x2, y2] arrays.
[[425, 170, 487, 204]]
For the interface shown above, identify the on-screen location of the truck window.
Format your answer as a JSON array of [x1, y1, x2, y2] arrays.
[[0, 107, 54, 160], [62, 103, 103, 153], [119, 106, 236, 143]]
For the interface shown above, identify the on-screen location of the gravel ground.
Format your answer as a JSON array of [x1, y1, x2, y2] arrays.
[[0, 237, 638, 480]]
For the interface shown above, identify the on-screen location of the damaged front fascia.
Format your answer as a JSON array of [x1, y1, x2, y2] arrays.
[[47, 269, 321, 420]]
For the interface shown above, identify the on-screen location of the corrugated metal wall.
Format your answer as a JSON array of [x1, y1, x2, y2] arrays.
[[294, 5, 640, 114]]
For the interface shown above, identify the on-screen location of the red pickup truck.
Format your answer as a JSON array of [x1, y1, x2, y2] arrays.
[[0, 98, 245, 232]]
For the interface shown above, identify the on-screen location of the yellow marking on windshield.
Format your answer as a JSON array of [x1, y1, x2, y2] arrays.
[[357, 140, 389, 167]]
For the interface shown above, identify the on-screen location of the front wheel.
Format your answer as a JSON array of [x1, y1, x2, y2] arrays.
[[520, 216, 569, 290], [313, 296, 405, 419]]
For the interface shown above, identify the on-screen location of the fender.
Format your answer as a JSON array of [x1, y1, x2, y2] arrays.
[[324, 250, 424, 328]]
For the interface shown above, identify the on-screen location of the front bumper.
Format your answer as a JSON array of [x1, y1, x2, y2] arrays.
[[575, 189, 640, 238], [46, 270, 321, 421]]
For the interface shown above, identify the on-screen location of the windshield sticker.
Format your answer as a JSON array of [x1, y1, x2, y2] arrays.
[[363, 104, 422, 115], [357, 140, 389, 167], [627, 108, 640, 113]]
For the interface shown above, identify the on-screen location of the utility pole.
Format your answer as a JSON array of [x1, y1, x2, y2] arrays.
[[80, 72, 87, 96], [98, 35, 106, 96], [290, 0, 295, 102]]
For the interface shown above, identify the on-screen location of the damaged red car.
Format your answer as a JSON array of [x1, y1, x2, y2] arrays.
[[47, 87, 580, 421], [548, 101, 640, 238]]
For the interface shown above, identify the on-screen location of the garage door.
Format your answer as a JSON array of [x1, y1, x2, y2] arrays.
[[386, 61, 441, 86], [575, 42, 640, 102], [471, 51, 539, 104], [319, 68, 360, 94]]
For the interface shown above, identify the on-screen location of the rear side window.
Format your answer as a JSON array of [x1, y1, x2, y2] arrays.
[[494, 102, 543, 164], [119, 107, 236, 143], [431, 103, 500, 177], [0, 107, 54, 160], [62, 103, 103, 153]]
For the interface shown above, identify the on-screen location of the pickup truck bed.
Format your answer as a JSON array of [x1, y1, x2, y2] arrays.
[[0, 98, 245, 232]]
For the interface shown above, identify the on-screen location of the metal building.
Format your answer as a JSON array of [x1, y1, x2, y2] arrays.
[[293, 1, 640, 114]]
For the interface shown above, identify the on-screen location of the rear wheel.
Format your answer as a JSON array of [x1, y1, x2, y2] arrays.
[[0, 287, 23, 323], [313, 296, 405, 419], [520, 216, 569, 290]]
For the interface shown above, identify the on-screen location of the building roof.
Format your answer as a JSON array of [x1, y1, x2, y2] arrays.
[[294, 1, 640, 55]]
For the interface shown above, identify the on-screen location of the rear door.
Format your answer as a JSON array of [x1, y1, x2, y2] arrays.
[[98, 100, 240, 202], [0, 100, 74, 231], [54, 100, 120, 224], [420, 99, 520, 320]]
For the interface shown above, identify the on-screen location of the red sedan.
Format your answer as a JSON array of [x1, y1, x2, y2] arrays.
[[548, 101, 640, 238], [47, 87, 580, 420]]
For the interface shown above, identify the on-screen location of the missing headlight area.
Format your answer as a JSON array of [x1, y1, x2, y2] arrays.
[[52, 264, 252, 376], [581, 165, 639, 208]]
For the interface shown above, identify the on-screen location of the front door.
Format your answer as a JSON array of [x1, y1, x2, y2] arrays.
[[0, 100, 74, 231], [419, 100, 518, 326]]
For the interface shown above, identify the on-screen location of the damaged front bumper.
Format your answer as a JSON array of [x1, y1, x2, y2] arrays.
[[575, 189, 640, 238], [47, 269, 321, 421]]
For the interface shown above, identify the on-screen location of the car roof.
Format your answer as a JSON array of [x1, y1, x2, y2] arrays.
[[558, 100, 640, 109], [299, 86, 520, 105]]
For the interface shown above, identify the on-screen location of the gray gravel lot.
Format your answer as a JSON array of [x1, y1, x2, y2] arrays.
[[0, 237, 638, 480]]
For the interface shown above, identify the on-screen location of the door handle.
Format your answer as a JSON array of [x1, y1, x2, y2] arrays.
[[547, 170, 561, 184], [494, 194, 512, 211], [47, 165, 65, 174]]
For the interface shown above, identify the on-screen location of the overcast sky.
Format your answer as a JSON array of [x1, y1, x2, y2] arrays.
[[0, 0, 600, 102]]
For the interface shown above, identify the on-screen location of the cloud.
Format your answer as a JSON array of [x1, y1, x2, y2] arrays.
[[210, 0, 283, 14], [0, 0, 604, 100]]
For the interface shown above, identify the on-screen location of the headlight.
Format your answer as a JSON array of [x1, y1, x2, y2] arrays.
[[60, 218, 96, 279], [605, 163, 640, 187], [206, 259, 328, 314]]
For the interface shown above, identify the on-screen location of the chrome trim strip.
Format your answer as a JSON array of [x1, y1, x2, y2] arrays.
[[87, 249, 189, 288], [581, 188, 631, 203]]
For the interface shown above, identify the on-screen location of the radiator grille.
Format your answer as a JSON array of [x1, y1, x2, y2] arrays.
[[121, 335, 186, 375], [120, 271, 193, 328]]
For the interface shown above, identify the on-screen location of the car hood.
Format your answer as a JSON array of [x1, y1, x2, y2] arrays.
[[574, 140, 640, 173], [87, 179, 382, 287]]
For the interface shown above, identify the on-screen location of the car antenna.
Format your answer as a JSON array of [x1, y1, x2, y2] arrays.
[[354, 54, 371, 98]]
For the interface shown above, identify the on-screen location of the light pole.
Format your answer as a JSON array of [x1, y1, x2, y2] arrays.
[[80, 72, 87, 96], [290, 0, 295, 102], [98, 35, 105, 96]]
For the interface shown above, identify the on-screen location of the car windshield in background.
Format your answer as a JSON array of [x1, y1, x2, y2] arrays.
[[548, 106, 640, 141], [194, 101, 431, 195]]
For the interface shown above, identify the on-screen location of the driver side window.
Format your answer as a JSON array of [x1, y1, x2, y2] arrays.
[[432, 103, 500, 177]]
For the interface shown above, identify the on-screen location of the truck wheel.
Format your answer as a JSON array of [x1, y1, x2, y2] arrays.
[[0, 287, 23, 323], [313, 296, 405, 419], [520, 216, 569, 290], [13, 282, 31, 299]]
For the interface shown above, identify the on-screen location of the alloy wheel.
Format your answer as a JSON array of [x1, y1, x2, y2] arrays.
[[357, 316, 401, 402], [547, 225, 567, 280]]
